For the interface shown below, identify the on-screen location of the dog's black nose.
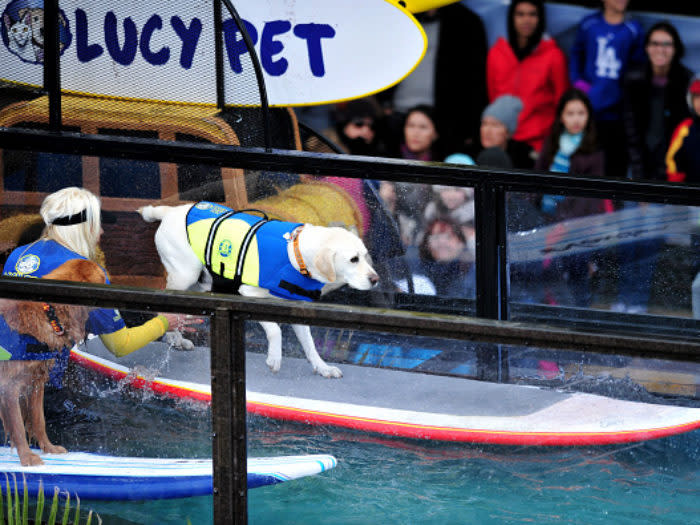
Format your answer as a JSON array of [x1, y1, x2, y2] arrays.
[[369, 274, 379, 286]]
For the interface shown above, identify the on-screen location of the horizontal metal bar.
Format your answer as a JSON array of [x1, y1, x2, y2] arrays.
[[1, 277, 697, 361], [1, 127, 700, 204]]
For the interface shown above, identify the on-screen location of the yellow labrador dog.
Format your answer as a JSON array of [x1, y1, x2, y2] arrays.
[[139, 202, 378, 378]]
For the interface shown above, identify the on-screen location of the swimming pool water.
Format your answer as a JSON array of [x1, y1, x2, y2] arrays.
[[41, 374, 700, 525]]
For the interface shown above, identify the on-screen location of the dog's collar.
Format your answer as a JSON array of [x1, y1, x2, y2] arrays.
[[42, 303, 65, 336], [290, 226, 311, 277]]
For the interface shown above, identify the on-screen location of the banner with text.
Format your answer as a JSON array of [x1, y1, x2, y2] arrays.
[[0, 0, 426, 106]]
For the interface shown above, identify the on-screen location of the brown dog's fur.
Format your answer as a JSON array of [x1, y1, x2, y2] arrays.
[[0, 259, 106, 465]]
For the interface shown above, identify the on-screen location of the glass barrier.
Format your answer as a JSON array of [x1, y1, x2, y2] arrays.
[[0, 148, 476, 314], [0, 296, 212, 523], [243, 321, 699, 524], [507, 192, 700, 322], [1, 139, 698, 523]]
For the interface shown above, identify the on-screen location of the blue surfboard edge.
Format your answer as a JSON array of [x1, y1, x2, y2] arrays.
[[0, 449, 338, 500]]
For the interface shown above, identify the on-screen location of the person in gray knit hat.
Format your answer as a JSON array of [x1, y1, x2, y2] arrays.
[[482, 95, 523, 138], [477, 95, 535, 169]]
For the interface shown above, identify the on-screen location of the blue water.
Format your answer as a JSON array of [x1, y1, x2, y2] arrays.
[[42, 370, 700, 525]]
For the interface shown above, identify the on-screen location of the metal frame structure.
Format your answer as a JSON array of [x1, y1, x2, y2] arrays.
[[0, 268, 698, 523], [2, 1, 700, 523], [1, 126, 700, 523]]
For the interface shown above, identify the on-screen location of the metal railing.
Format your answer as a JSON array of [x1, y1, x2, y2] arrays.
[[2, 123, 700, 524], [3, 125, 700, 322], [1, 272, 698, 523]]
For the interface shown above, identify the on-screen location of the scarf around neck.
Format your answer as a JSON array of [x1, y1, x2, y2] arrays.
[[550, 132, 582, 173]]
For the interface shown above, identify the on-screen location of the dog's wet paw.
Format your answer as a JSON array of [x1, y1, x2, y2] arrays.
[[164, 330, 195, 350], [266, 356, 282, 373], [20, 452, 44, 466], [317, 365, 343, 379], [41, 444, 67, 455]]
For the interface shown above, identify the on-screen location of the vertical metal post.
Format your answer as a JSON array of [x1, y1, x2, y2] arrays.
[[43, 0, 61, 130], [214, 0, 226, 110], [211, 308, 248, 524], [474, 183, 509, 382], [475, 183, 502, 319], [230, 311, 248, 521], [496, 188, 510, 322], [220, 0, 272, 151]]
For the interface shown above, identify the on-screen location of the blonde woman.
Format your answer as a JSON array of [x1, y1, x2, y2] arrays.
[[1, 187, 185, 385]]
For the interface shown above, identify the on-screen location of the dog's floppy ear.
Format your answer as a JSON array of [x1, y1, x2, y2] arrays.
[[313, 247, 336, 283]]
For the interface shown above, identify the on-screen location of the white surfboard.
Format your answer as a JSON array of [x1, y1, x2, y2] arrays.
[[71, 343, 700, 446], [0, 447, 337, 499], [0, 0, 426, 106]]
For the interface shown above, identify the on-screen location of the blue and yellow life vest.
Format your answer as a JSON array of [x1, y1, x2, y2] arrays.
[[185, 202, 324, 301], [1, 240, 125, 386]]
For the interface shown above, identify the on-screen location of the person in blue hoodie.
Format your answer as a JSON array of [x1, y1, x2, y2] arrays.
[[569, 0, 645, 178]]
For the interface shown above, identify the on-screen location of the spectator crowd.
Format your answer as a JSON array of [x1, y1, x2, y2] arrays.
[[315, 0, 698, 312]]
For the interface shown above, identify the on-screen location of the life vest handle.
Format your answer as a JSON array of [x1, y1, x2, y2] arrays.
[[233, 208, 269, 221]]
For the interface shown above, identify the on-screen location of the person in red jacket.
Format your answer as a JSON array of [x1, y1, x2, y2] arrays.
[[486, 0, 569, 152]]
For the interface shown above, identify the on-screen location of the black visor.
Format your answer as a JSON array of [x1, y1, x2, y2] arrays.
[[50, 209, 87, 226], [50, 209, 116, 226]]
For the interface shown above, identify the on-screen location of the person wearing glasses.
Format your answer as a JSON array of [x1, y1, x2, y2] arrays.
[[623, 21, 692, 181], [330, 96, 386, 157], [612, 22, 692, 315]]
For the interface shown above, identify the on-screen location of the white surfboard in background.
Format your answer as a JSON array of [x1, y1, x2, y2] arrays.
[[0, 0, 426, 106]]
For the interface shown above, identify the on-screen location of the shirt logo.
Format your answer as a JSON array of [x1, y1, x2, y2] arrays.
[[218, 239, 233, 257], [195, 202, 212, 210], [595, 36, 622, 79], [15, 254, 40, 274]]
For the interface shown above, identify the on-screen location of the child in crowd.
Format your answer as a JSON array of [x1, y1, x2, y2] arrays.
[[487, 0, 569, 152], [569, 0, 645, 178], [666, 75, 700, 183], [476, 95, 534, 170], [408, 217, 476, 298], [423, 184, 475, 257], [429, 152, 476, 245], [536, 89, 605, 179], [536, 88, 608, 307]]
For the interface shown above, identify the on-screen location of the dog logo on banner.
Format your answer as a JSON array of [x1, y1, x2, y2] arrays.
[[1, 0, 71, 64]]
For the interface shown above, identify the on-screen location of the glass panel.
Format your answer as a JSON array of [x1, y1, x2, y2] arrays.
[[97, 129, 160, 199], [0, 296, 212, 523], [507, 192, 700, 324], [3, 149, 82, 192], [356, 180, 476, 315], [244, 322, 700, 523]]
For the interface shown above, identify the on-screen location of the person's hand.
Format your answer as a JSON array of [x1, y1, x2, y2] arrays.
[[160, 313, 203, 332]]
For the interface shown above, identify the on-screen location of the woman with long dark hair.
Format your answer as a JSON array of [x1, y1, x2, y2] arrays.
[[613, 21, 692, 314], [486, 0, 569, 152], [624, 20, 692, 181], [537, 88, 603, 178], [535, 88, 608, 307]]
